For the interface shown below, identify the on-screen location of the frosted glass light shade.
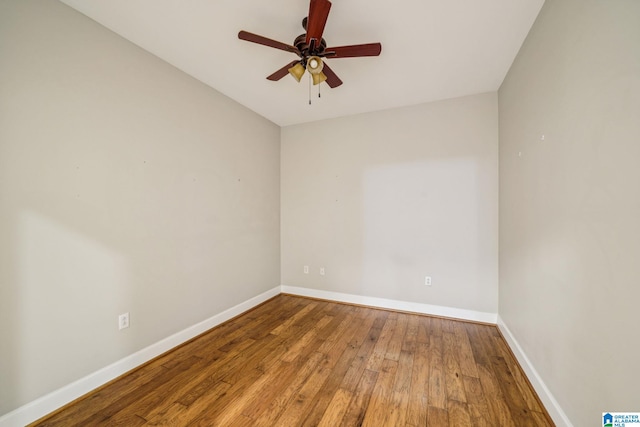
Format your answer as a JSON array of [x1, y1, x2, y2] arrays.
[[306, 56, 324, 75], [312, 71, 327, 85], [288, 63, 305, 82]]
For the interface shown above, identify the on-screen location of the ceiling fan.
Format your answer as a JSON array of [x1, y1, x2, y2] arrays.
[[238, 0, 382, 88]]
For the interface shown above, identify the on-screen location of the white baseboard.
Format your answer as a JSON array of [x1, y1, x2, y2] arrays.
[[0, 286, 281, 427], [281, 285, 498, 324], [497, 315, 573, 427]]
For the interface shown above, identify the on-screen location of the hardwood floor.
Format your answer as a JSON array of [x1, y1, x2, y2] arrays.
[[32, 294, 554, 426]]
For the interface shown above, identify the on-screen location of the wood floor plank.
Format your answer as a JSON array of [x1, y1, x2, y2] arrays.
[[339, 368, 379, 426], [361, 358, 398, 427], [183, 295, 298, 356], [204, 334, 276, 386], [462, 375, 495, 427], [386, 349, 414, 426], [144, 381, 231, 426], [31, 295, 554, 427], [78, 355, 203, 425], [269, 301, 319, 335], [222, 303, 330, 385], [476, 363, 518, 427], [169, 357, 241, 409], [406, 341, 430, 426], [299, 313, 376, 427], [447, 400, 473, 427], [532, 411, 555, 426], [464, 321, 493, 366], [416, 315, 431, 344], [402, 313, 420, 353], [210, 358, 296, 426], [243, 344, 328, 422], [35, 362, 169, 427], [129, 356, 217, 422], [384, 312, 409, 361], [316, 388, 353, 427], [339, 312, 387, 392], [443, 331, 467, 403], [427, 406, 449, 426], [173, 347, 247, 407], [271, 308, 365, 426], [365, 312, 398, 372], [279, 314, 334, 362], [491, 355, 541, 426], [428, 333, 447, 409], [270, 355, 333, 426], [453, 321, 480, 378], [179, 368, 264, 426], [249, 352, 325, 427], [492, 335, 545, 413], [430, 316, 444, 337]]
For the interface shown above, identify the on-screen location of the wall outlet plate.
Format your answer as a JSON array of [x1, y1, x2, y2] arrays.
[[118, 312, 130, 330]]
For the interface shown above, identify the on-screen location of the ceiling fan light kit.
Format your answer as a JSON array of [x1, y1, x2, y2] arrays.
[[238, 0, 381, 92]]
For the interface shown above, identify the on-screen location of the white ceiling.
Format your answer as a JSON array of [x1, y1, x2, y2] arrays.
[[58, 0, 544, 127]]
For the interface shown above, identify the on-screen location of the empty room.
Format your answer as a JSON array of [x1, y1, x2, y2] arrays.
[[1, 0, 638, 426]]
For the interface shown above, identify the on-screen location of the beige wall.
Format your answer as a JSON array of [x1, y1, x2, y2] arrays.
[[499, 0, 640, 425], [0, 0, 280, 415], [282, 93, 499, 314]]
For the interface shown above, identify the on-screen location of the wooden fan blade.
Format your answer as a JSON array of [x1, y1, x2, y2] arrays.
[[305, 0, 332, 45], [324, 43, 382, 58], [321, 62, 343, 88], [267, 60, 300, 81], [238, 30, 298, 54]]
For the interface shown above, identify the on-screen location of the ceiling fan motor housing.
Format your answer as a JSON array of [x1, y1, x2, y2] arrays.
[[294, 33, 327, 60]]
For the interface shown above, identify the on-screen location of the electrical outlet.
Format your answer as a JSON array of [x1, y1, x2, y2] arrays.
[[320, 267, 325, 276], [118, 312, 130, 330], [425, 276, 432, 286], [304, 265, 309, 274]]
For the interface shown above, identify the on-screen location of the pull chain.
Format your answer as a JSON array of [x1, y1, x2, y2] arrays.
[[318, 83, 321, 98], [308, 73, 312, 105]]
